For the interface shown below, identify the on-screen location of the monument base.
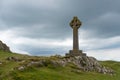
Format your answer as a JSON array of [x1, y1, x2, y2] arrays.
[[65, 50, 86, 57]]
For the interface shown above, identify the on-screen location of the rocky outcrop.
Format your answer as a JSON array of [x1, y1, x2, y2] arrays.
[[64, 56, 114, 74], [15, 55, 114, 75], [0, 40, 11, 52], [6, 57, 22, 62]]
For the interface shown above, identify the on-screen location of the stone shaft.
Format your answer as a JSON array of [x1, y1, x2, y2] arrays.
[[73, 26, 79, 52]]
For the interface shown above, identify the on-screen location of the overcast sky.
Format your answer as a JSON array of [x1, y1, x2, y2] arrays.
[[0, 0, 120, 61]]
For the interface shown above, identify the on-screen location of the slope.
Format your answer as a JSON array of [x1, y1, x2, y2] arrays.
[[0, 50, 120, 80]]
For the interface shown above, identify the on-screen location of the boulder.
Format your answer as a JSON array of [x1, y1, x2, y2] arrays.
[[6, 57, 22, 62], [0, 40, 11, 52], [18, 66, 25, 71]]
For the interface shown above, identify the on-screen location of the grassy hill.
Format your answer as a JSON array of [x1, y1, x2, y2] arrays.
[[0, 50, 120, 80]]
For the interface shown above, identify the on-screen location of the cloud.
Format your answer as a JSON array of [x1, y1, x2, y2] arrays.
[[1, 0, 120, 39], [80, 35, 120, 50], [0, 0, 72, 39], [0, 0, 60, 26], [0, 0, 120, 61], [86, 48, 120, 61], [84, 12, 120, 38]]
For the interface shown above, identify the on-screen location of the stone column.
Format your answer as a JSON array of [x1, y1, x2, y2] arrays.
[[73, 26, 79, 52]]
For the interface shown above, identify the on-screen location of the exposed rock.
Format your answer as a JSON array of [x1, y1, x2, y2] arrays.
[[15, 55, 114, 75], [18, 66, 25, 71], [27, 61, 44, 67], [64, 56, 114, 74], [6, 57, 22, 62], [0, 40, 11, 52], [25, 59, 66, 68]]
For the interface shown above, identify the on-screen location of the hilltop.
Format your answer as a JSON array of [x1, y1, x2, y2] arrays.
[[0, 41, 120, 80], [0, 50, 120, 80]]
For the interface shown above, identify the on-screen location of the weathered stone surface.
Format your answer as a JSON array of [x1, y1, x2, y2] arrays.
[[6, 57, 22, 62], [0, 40, 11, 52], [17, 66, 25, 71], [64, 56, 114, 74], [15, 55, 114, 74], [26, 59, 66, 68], [67, 16, 82, 56]]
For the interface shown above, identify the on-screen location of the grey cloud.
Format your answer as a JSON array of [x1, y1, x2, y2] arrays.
[[0, 0, 72, 39], [15, 44, 66, 56], [0, 0, 120, 56], [1, 0, 120, 39], [83, 12, 120, 38]]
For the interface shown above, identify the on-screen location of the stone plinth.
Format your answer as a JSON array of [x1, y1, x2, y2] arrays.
[[66, 50, 86, 57]]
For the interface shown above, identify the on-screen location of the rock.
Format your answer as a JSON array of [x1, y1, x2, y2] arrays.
[[18, 66, 25, 71], [64, 56, 114, 74], [14, 55, 114, 75], [6, 57, 22, 62], [27, 61, 44, 67], [50, 60, 67, 67], [0, 40, 11, 52], [53, 54, 62, 58]]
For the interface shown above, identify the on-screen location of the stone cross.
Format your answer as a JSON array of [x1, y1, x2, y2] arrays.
[[66, 16, 85, 57], [70, 16, 82, 53]]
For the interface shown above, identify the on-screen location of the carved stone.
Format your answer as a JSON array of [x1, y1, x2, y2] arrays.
[[66, 16, 85, 57]]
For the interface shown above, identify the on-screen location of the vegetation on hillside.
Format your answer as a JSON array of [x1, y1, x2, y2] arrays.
[[0, 50, 120, 80]]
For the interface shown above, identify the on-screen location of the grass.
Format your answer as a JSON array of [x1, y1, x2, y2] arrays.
[[0, 50, 120, 80]]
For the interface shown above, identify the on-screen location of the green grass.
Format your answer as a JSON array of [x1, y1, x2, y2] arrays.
[[0, 50, 120, 80]]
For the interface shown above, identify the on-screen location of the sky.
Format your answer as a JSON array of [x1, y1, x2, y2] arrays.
[[0, 0, 120, 61]]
